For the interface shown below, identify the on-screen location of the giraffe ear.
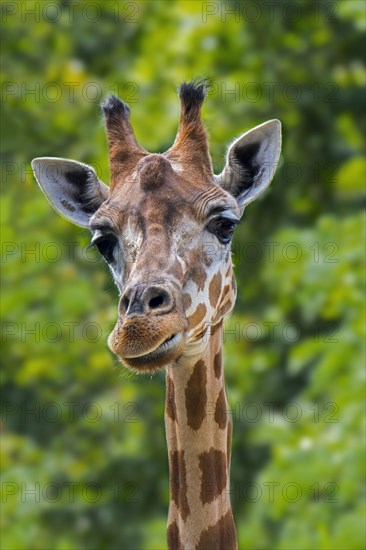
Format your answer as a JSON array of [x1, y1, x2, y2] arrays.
[[216, 120, 281, 211], [31, 157, 110, 228]]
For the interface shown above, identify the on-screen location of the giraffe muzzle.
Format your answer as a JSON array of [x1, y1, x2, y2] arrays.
[[108, 282, 188, 371]]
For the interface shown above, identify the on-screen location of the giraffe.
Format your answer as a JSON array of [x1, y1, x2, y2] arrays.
[[32, 81, 281, 549]]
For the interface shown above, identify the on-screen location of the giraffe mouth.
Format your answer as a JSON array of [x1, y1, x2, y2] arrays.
[[124, 333, 183, 366]]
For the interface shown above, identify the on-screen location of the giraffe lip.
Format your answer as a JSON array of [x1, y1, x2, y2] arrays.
[[125, 333, 183, 364]]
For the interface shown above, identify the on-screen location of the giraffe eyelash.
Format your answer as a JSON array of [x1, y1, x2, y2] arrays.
[[88, 234, 118, 263]]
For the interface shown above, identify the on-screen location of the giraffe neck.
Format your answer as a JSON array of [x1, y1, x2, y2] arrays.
[[165, 322, 237, 550]]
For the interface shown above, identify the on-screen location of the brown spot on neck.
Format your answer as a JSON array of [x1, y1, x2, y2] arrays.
[[199, 447, 227, 505], [214, 388, 228, 429], [213, 351, 222, 379], [167, 520, 184, 550], [185, 359, 207, 430], [166, 375, 177, 423], [169, 450, 190, 521], [196, 509, 237, 550]]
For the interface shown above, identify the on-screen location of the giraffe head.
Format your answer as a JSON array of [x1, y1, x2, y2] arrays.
[[32, 82, 281, 372]]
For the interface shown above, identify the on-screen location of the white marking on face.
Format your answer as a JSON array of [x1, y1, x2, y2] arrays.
[[104, 216, 145, 291], [169, 161, 184, 174]]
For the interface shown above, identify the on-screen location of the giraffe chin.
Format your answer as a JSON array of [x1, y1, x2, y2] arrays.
[[114, 333, 185, 372], [108, 311, 188, 372]]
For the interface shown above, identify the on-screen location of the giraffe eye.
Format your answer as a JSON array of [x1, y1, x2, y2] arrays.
[[208, 217, 238, 244], [92, 235, 118, 263]]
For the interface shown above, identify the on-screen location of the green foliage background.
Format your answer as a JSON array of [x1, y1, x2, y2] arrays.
[[1, 1, 365, 549]]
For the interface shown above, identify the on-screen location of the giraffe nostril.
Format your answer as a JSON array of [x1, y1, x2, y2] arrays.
[[149, 295, 164, 309], [122, 285, 174, 317], [143, 286, 173, 313]]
